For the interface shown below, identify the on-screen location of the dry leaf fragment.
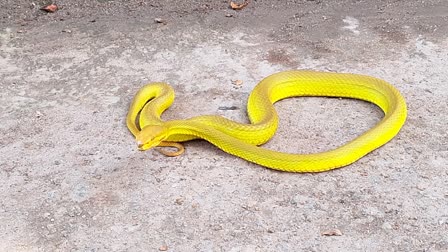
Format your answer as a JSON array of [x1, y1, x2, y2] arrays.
[[230, 0, 249, 10], [321, 229, 343, 236], [232, 79, 243, 85], [41, 4, 58, 13], [175, 198, 184, 205]]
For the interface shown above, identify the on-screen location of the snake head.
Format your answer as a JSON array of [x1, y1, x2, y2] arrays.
[[136, 125, 168, 151]]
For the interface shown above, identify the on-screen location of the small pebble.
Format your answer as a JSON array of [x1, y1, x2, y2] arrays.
[[417, 182, 428, 191], [218, 106, 239, 110], [36, 111, 43, 118], [154, 18, 166, 24]]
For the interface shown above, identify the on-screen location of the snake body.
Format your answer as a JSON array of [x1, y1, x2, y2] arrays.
[[126, 70, 407, 172]]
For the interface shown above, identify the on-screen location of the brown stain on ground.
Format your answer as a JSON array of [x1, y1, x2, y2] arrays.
[[264, 49, 299, 68]]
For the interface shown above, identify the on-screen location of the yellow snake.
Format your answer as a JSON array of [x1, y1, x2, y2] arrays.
[[126, 70, 407, 172]]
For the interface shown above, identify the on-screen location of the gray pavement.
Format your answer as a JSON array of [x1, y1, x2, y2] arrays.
[[1, 0, 447, 251]]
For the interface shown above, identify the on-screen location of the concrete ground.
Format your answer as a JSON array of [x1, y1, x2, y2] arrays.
[[1, 0, 447, 251]]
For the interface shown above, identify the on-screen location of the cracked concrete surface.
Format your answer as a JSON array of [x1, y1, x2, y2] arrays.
[[1, 0, 447, 251]]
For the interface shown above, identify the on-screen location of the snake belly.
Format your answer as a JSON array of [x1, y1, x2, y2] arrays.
[[126, 70, 407, 172]]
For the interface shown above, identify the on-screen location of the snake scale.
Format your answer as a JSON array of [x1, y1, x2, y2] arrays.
[[126, 70, 407, 172]]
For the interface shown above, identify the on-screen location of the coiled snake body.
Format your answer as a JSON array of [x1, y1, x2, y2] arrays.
[[126, 70, 407, 172]]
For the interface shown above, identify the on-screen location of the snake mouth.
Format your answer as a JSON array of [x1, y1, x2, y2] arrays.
[[137, 141, 144, 150], [137, 141, 150, 151], [137, 140, 160, 151]]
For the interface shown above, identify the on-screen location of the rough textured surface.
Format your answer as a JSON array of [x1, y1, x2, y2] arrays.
[[1, 0, 447, 251]]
